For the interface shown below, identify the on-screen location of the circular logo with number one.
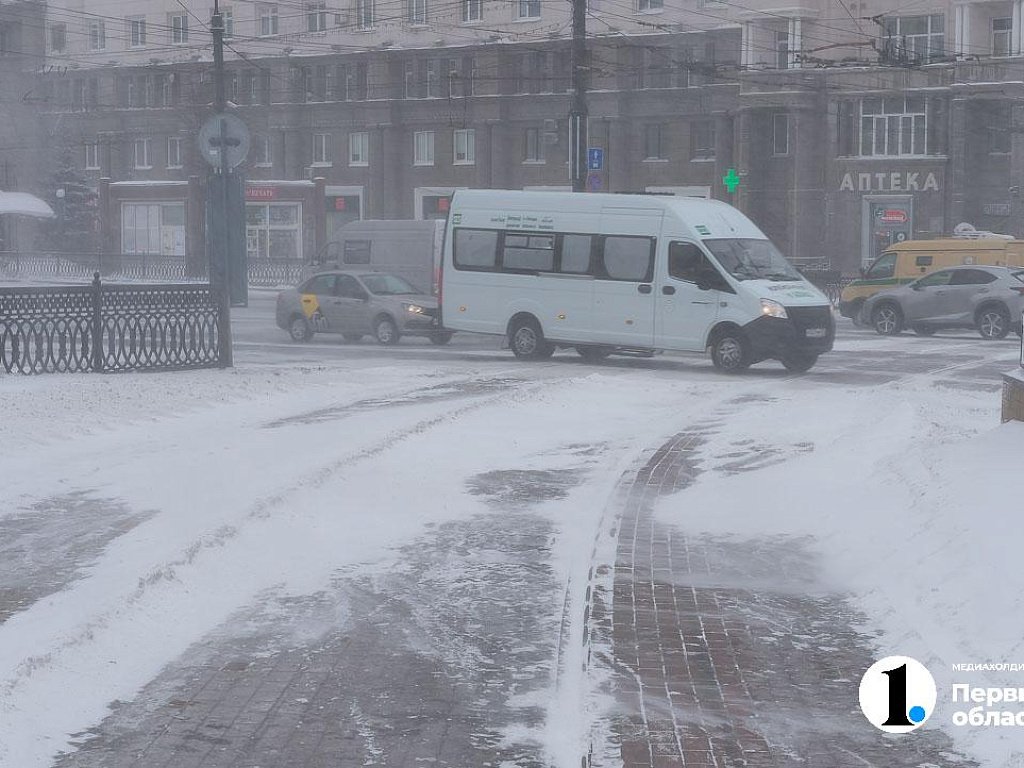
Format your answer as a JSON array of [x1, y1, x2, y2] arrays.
[[859, 656, 937, 733]]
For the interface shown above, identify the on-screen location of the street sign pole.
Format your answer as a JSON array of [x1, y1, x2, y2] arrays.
[[210, 1, 233, 367], [569, 0, 587, 192]]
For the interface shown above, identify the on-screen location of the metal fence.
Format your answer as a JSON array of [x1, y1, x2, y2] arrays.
[[0, 275, 224, 374], [0, 252, 305, 288], [799, 270, 854, 308]]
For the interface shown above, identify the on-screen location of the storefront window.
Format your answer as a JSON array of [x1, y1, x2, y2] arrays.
[[246, 202, 302, 261], [121, 202, 186, 256]]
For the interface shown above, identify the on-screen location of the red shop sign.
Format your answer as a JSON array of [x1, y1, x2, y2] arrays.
[[879, 209, 908, 224], [246, 186, 277, 201]]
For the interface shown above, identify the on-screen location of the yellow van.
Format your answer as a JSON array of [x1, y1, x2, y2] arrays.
[[839, 238, 1024, 321]]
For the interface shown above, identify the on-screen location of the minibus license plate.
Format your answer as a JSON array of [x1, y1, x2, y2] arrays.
[[805, 327, 826, 338]]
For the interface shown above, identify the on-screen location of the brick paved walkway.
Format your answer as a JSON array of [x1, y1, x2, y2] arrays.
[[589, 429, 975, 768]]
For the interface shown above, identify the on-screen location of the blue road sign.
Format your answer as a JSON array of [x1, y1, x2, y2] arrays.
[[587, 148, 604, 171]]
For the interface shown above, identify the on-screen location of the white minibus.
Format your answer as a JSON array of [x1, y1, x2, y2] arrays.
[[439, 190, 834, 372]]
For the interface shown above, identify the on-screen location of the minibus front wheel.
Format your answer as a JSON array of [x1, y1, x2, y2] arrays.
[[709, 327, 751, 373], [508, 316, 555, 360]]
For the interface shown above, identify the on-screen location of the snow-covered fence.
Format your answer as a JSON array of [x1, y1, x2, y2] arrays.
[[0, 251, 304, 288], [0, 275, 224, 374]]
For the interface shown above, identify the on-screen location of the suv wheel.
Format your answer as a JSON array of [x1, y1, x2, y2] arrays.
[[871, 303, 903, 335], [977, 305, 1011, 340], [780, 353, 818, 373]]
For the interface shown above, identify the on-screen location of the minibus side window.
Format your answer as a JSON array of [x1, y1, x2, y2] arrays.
[[559, 234, 592, 274], [453, 228, 499, 270], [600, 236, 654, 282], [502, 234, 555, 271]]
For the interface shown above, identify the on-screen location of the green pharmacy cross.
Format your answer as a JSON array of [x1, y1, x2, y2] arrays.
[[723, 168, 741, 194]]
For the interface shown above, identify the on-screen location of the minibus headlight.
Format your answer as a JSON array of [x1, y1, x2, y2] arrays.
[[403, 303, 425, 315], [760, 299, 788, 319]]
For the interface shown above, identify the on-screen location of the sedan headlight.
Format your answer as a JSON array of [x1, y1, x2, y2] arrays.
[[403, 303, 425, 314], [760, 299, 788, 319]]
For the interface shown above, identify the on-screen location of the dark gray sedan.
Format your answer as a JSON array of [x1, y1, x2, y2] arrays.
[[276, 270, 451, 345], [864, 265, 1024, 338]]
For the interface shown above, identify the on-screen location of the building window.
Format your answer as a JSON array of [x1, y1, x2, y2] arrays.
[[128, 16, 146, 47], [524, 127, 545, 162], [690, 121, 715, 160], [643, 124, 663, 160], [860, 97, 926, 156], [409, 0, 427, 24], [223, 8, 234, 36], [518, 0, 541, 19], [313, 133, 332, 165], [307, 1, 328, 31], [454, 128, 475, 164], [167, 137, 183, 168], [89, 20, 106, 51], [84, 142, 100, 170], [122, 203, 186, 256], [349, 132, 369, 166], [638, 0, 663, 10], [773, 113, 789, 155], [254, 134, 273, 166], [169, 13, 188, 44], [993, 17, 1012, 57], [882, 15, 944, 64], [246, 203, 302, 261], [357, 0, 375, 28], [50, 24, 67, 53], [258, 4, 279, 36], [463, 0, 483, 21], [414, 131, 435, 165], [133, 138, 152, 169], [404, 61, 417, 98], [775, 29, 789, 69]]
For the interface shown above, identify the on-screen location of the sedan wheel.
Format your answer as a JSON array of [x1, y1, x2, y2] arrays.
[[374, 317, 400, 345], [977, 306, 1011, 340], [289, 315, 313, 342]]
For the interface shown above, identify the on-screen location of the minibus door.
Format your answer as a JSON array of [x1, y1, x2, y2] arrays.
[[656, 242, 725, 351], [591, 213, 660, 347]]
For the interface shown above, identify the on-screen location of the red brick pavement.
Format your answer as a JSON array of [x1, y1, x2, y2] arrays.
[[589, 431, 974, 768]]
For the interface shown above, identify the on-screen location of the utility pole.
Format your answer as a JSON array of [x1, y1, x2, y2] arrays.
[[210, 0, 233, 367], [569, 0, 588, 192]]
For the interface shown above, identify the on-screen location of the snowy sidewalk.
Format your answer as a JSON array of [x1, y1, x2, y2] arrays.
[[587, 424, 979, 768]]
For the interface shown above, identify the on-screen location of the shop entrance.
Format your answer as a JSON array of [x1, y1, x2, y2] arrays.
[[862, 195, 913, 268]]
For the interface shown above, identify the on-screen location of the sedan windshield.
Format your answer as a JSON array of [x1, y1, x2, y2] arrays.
[[703, 238, 802, 281], [361, 273, 420, 295]]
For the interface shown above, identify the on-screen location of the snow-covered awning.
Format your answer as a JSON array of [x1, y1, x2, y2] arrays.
[[0, 191, 56, 219]]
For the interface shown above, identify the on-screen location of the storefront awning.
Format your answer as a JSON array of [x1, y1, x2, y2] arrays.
[[0, 192, 56, 219]]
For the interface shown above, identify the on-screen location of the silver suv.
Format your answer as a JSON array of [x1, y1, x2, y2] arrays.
[[276, 270, 451, 345], [864, 265, 1024, 339]]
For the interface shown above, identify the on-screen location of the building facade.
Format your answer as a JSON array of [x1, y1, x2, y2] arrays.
[[23, 0, 1024, 275]]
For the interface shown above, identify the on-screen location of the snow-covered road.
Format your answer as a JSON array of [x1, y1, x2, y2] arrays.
[[0, 322, 1022, 768]]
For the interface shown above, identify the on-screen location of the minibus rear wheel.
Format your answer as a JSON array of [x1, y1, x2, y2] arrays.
[[509, 317, 555, 360], [709, 328, 751, 373]]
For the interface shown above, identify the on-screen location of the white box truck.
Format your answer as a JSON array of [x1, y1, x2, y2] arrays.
[[307, 219, 445, 295], [439, 190, 834, 372]]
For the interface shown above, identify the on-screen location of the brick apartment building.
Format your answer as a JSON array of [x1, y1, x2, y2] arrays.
[[17, 0, 1024, 275]]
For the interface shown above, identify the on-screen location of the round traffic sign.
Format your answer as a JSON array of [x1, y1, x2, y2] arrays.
[[198, 112, 250, 170]]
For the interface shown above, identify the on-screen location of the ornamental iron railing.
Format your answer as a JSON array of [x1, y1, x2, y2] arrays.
[[0, 274, 224, 374], [0, 252, 305, 288]]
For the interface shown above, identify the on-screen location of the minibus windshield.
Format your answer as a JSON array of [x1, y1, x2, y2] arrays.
[[703, 239, 802, 281]]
